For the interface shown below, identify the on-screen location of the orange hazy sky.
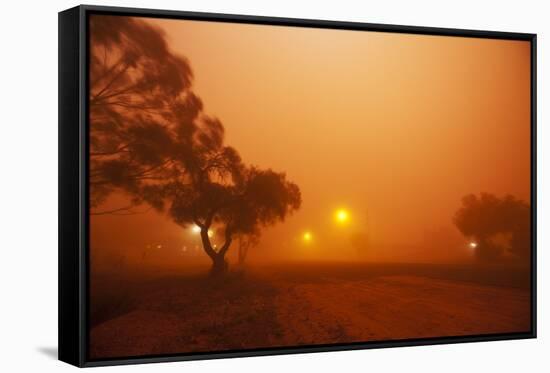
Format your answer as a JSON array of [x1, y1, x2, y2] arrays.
[[91, 17, 531, 263]]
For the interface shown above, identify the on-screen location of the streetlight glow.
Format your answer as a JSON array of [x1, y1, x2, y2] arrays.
[[303, 231, 313, 243], [335, 208, 349, 224], [190, 225, 213, 237]]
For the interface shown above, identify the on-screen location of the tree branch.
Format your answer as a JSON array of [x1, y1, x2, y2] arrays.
[[90, 205, 151, 216], [199, 228, 217, 260], [91, 62, 131, 102], [90, 144, 130, 157], [218, 226, 233, 257]]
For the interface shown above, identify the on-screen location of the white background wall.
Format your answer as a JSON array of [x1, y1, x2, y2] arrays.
[[0, 0, 547, 371]]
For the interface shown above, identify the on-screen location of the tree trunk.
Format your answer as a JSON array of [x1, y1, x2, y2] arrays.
[[210, 254, 228, 276], [198, 225, 233, 276]]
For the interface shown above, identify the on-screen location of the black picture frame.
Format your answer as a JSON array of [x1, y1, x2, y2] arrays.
[[59, 4, 537, 368]]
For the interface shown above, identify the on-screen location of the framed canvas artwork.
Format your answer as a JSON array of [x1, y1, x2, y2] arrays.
[[59, 5, 536, 367]]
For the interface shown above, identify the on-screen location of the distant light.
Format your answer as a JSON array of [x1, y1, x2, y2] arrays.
[[208, 229, 214, 238], [469, 242, 478, 249], [303, 231, 313, 242], [156, 244, 162, 249], [191, 225, 201, 233], [335, 209, 349, 224]]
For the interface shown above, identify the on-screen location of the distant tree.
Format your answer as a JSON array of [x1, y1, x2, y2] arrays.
[[236, 233, 261, 267], [88, 16, 207, 214], [453, 193, 530, 262], [168, 142, 301, 274], [502, 196, 531, 260]]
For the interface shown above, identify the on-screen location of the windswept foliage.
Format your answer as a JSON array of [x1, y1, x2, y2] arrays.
[[89, 16, 213, 213], [89, 16, 302, 272]]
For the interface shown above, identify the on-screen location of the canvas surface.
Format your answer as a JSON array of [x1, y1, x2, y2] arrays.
[[87, 14, 532, 360]]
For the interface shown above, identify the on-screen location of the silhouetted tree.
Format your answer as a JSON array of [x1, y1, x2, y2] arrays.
[[89, 16, 302, 274], [453, 193, 530, 262], [168, 145, 301, 274], [502, 196, 531, 260], [89, 16, 207, 214], [236, 233, 260, 266]]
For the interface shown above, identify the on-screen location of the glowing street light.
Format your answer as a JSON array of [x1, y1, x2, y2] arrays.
[[303, 231, 313, 243], [335, 208, 350, 224], [190, 225, 213, 237], [469, 242, 478, 249]]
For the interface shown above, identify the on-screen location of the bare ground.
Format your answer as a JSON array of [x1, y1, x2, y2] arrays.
[[89, 262, 531, 359]]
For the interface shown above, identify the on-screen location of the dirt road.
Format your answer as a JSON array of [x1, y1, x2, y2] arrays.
[[89, 263, 531, 359]]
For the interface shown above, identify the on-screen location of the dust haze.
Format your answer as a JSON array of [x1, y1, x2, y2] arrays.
[[88, 15, 532, 359]]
